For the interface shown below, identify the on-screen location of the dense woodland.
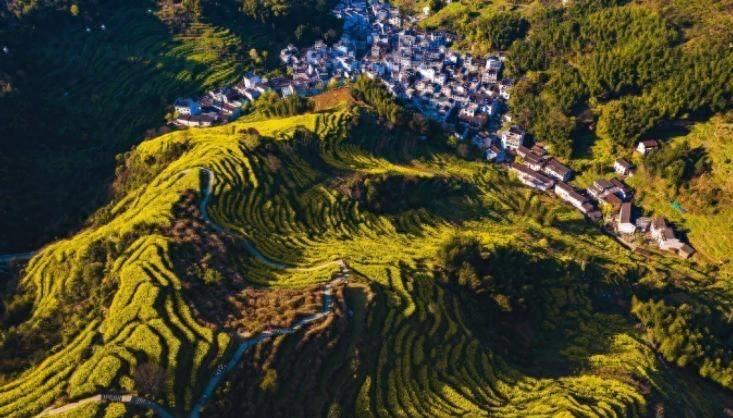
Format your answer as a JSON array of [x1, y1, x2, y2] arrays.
[[351, 76, 407, 127], [504, 0, 733, 157], [633, 286, 733, 390], [251, 91, 314, 118]]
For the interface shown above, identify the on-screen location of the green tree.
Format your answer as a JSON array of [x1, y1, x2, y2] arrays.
[[203, 268, 224, 285]]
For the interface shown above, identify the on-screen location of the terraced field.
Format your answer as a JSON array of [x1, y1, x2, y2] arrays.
[[1, 101, 729, 417]]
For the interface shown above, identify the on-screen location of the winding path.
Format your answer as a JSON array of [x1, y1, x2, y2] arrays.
[[36, 167, 349, 418], [198, 168, 288, 270], [198, 168, 346, 272]]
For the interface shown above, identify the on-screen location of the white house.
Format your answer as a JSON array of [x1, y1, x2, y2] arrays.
[[614, 158, 634, 176], [501, 126, 525, 150], [499, 78, 514, 100], [636, 140, 660, 156], [510, 163, 555, 191], [554, 182, 588, 212], [242, 72, 262, 89], [543, 158, 573, 182], [174, 98, 201, 116], [650, 218, 683, 251], [176, 114, 215, 127], [486, 56, 502, 72], [617, 202, 636, 234], [523, 152, 545, 172]]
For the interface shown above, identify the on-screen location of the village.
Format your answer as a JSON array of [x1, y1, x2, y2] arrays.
[[506, 135, 695, 260], [169, 0, 695, 260]]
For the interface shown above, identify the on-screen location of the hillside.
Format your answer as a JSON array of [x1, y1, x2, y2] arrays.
[[0, 0, 339, 253], [622, 115, 733, 275], [2, 0, 733, 415], [0, 96, 731, 417]]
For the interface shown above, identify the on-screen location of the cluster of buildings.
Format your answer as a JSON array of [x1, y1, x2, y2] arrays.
[[171, 70, 306, 127], [281, 0, 514, 141], [501, 128, 695, 259], [172, 0, 515, 141], [608, 140, 695, 258], [614, 201, 695, 258], [172, 86, 247, 127], [504, 135, 603, 221]]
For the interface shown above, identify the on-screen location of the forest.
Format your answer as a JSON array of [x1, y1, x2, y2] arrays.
[[632, 289, 733, 390], [502, 0, 733, 157]]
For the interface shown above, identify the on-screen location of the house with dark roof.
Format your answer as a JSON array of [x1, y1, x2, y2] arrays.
[[485, 145, 507, 162], [636, 140, 660, 156], [617, 202, 636, 234], [515, 145, 532, 159], [554, 182, 588, 211], [509, 163, 555, 191], [531, 144, 548, 158], [600, 192, 623, 209], [175, 114, 216, 127], [610, 179, 633, 201], [542, 158, 573, 182], [650, 217, 684, 251], [523, 152, 545, 171]]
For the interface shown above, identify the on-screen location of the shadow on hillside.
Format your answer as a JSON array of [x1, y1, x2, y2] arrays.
[[0, 0, 268, 253], [426, 240, 636, 380], [200, 279, 377, 417], [197, 124, 497, 276]]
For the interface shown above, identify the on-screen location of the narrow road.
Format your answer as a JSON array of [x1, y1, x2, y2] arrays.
[[36, 278, 345, 418], [36, 167, 349, 418], [199, 168, 346, 273], [37, 394, 174, 418], [188, 277, 345, 418], [198, 168, 288, 270]]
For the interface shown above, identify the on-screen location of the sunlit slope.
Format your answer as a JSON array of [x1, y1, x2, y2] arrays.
[[0, 112, 328, 416], [2, 106, 721, 417]]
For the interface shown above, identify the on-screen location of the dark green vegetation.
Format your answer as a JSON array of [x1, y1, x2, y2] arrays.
[[251, 91, 315, 118], [354, 175, 473, 216], [633, 286, 733, 391], [0, 0, 339, 253], [413, 0, 733, 159], [465, 12, 529, 51], [642, 141, 710, 188], [351, 76, 441, 141], [2, 1, 733, 417], [351, 76, 407, 127], [241, 0, 341, 42], [504, 0, 733, 156]]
